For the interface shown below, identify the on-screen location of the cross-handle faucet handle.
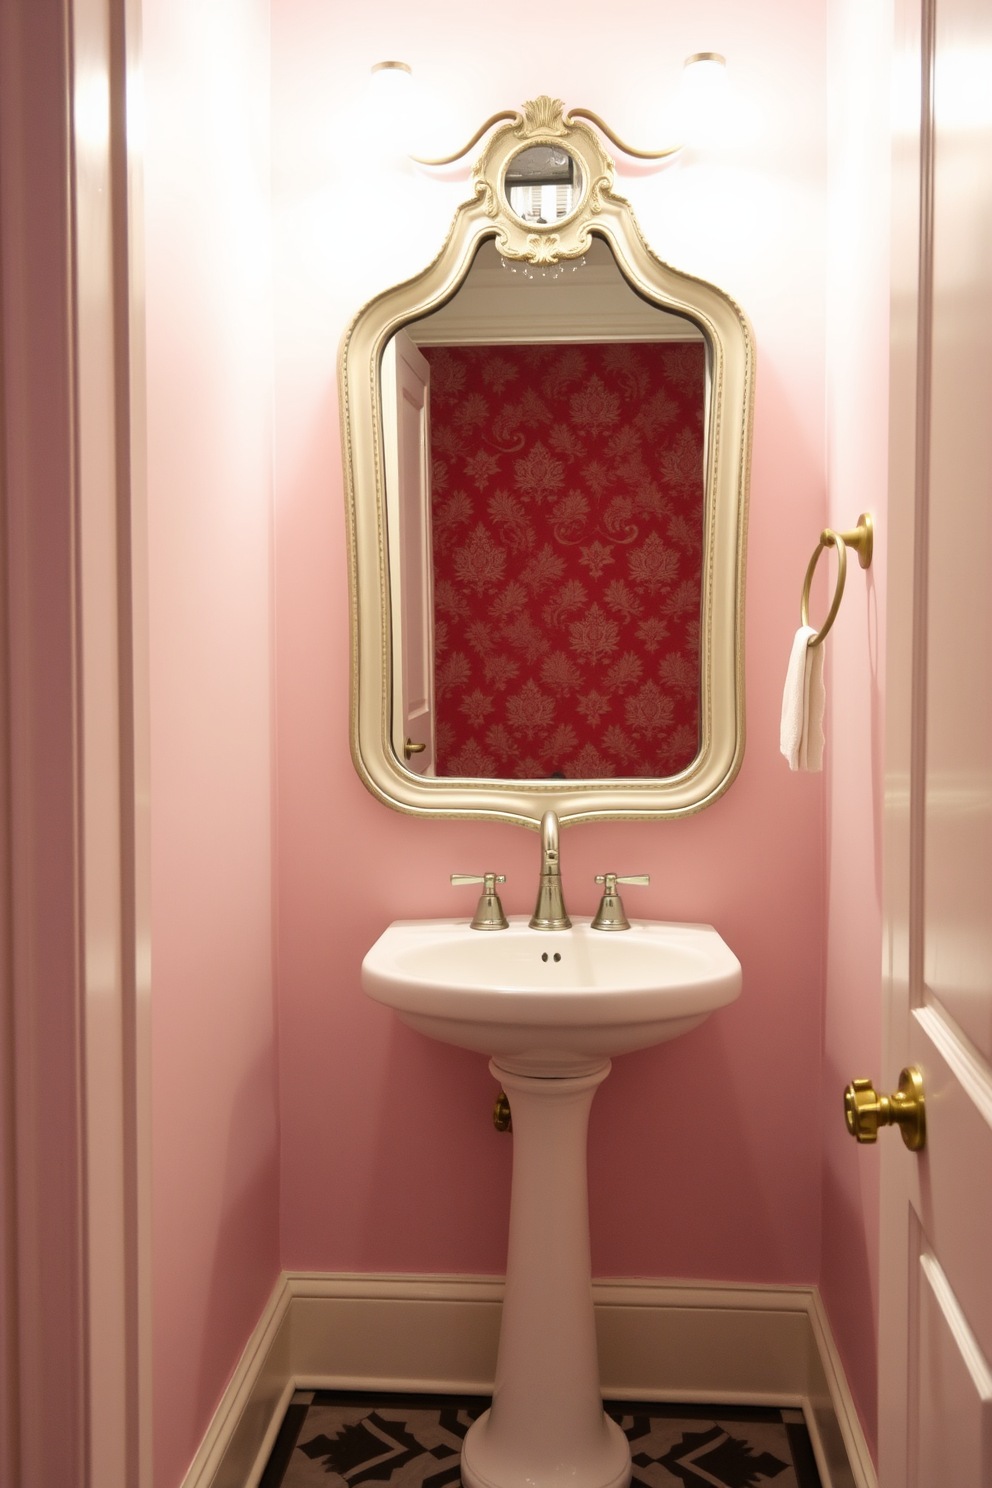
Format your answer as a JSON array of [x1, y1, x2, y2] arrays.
[[591, 872, 650, 932], [451, 873, 509, 931]]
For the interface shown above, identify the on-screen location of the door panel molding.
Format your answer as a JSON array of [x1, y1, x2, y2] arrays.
[[916, 1001, 992, 1132], [917, 1251, 992, 1484]]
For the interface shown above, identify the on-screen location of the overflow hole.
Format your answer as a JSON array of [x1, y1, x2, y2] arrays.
[[553, 953, 561, 962], [541, 952, 548, 962]]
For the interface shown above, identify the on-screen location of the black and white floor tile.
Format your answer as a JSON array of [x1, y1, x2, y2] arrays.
[[260, 1390, 822, 1488]]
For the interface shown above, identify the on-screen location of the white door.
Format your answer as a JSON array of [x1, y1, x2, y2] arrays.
[[880, 0, 992, 1481], [381, 330, 436, 775]]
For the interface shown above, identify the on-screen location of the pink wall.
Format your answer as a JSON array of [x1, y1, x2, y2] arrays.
[[143, 2, 281, 1484], [820, 0, 894, 1456], [271, 0, 830, 1288]]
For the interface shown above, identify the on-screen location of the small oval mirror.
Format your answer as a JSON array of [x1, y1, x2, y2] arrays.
[[504, 144, 584, 224]]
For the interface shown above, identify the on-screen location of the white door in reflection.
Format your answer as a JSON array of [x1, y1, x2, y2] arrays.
[[382, 330, 436, 775]]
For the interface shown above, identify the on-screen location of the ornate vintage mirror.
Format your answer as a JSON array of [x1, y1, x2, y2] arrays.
[[340, 98, 754, 827]]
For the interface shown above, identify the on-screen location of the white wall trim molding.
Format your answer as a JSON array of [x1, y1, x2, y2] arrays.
[[179, 1274, 294, 1488], [72, 0, 153, 1480], [181, 1272, 877, 1488]]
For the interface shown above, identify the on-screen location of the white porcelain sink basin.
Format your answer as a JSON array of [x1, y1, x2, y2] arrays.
[[362, 916, 741, 1076]]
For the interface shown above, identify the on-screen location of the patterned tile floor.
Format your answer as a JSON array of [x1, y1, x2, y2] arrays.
[[259, 1390, 823, 1488]]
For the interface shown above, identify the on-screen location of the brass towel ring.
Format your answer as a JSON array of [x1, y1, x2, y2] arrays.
[[801, 512, 873, 648]]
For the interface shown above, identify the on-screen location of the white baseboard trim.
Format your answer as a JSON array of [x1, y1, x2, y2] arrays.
[[180, 1272, 877, 1488]]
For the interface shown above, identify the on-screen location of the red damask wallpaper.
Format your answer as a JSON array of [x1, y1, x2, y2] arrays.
[[424, 340, 705, 779]]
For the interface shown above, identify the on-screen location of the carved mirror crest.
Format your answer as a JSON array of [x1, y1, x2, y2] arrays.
[[339, 97, 754, 827]]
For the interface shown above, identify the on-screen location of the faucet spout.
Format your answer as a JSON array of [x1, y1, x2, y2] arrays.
[[529, 810, 572, 931]]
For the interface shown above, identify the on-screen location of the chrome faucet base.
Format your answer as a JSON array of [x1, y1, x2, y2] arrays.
[[590, 873, 650, 932], [529, 903, 572, 932], [590, 892, 630, 931], [452, 872, 509, 930], [472, 889, 510, 931], [529, 810, 572, 931]]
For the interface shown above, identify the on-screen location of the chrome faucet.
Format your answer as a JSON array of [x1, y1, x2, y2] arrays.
[[529, 810, 572, 931]]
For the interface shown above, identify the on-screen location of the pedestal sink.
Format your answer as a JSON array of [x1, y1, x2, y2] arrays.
[[361, 916, 742, 1488]]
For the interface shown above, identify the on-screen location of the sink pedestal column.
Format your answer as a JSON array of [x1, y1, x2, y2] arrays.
[[461, 1060, 631, 1488]]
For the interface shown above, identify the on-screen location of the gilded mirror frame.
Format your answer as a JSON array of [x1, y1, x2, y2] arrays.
[[340, 98, 754, 828]]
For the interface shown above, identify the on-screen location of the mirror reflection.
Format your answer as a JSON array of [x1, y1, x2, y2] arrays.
[[504, 144, 584, 223], [382, 239, 708, 783]]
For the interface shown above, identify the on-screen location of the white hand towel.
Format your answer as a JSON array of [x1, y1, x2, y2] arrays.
[[780, 625, 825, 771]]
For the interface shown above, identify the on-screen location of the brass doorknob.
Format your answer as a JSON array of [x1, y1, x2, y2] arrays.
[[843, 1066, 925, 1151]]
